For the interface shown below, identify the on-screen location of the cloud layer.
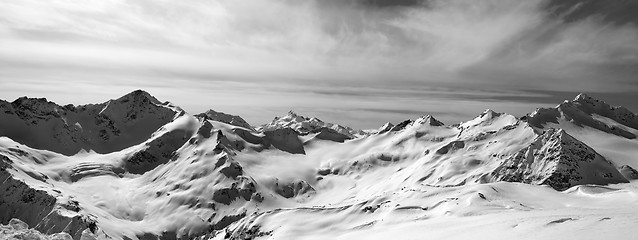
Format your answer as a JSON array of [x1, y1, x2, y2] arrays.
[[1, 0, 637, 128]]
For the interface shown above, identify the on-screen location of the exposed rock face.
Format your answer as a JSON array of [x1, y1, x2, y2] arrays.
[[0, 90, 180, 155], [263, 128, 305, 154], [311, 127, 352, 143], [491, 129, 628, 191], [273, 179, 315, 199], [525, 93, 638, 139], [389, 120, 413, 132], [232, 127, 306, 154], [377, 122, 394, 134], [436, 141, 465, 154], [196, 110, 254, 131]]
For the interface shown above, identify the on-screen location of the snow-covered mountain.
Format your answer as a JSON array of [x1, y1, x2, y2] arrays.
[[0, 90, 182, 155], [1, 91, 638, 240], [259, 111, 366, 138]]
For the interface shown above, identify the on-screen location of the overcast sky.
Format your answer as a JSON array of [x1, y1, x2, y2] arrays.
[[1, 0, 637, 128]]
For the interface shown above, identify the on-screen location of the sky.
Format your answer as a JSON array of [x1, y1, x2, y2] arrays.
[[1, 0, 637, 129]]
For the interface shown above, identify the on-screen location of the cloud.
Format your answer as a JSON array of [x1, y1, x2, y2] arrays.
[[0, 0, 637, 128]]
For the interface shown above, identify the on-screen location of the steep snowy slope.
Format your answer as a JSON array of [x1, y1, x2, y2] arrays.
[[0, 92, 636, 240]]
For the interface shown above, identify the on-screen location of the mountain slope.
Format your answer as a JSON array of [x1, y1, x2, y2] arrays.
[[491, 128, 628, 190], [0, 91, 636, 240], [0, 90, 181, 155]]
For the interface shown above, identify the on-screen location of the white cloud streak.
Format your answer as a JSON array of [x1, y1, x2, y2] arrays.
[[0, 0, 637, 128]]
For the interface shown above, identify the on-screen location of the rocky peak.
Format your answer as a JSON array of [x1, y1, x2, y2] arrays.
[[480, 109, 502, 119], [414, 115, 445, 127], [377, 122, 395, 133], [196, 109, 254, 130], [115, 90, 162, 105]]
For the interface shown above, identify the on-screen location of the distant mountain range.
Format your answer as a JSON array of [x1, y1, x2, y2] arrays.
[[1, 90, 637, 239]]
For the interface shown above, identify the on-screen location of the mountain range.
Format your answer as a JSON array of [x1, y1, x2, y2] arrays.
[[1, 90, 638, 240]]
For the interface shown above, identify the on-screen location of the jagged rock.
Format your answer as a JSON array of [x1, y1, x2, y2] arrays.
[[273, 179, 315, 198], [212, 177, 257, 205], [196, 110, 254, 131], [491, 129, 628, 190]]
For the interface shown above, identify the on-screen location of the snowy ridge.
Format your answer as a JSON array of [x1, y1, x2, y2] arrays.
[[0, 92, 637, 239]]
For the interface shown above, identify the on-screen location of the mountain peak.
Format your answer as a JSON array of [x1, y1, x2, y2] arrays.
[[10, 96, 59, 110], [415, 115, 445, 126], [525, 93, 638, 139], [573, 92, 591, 102], [115, 90, 161, 105], [197, 109, 254, 130], [377, 122, 395, 133], [480, 109, 501, 118]]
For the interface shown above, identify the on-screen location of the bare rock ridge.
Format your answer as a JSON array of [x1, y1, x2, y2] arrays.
[[378, 115, 445, 134], [196, 109, 254, 131], [0, 90, 181, 155], [491, 128, 628, 191]]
